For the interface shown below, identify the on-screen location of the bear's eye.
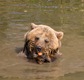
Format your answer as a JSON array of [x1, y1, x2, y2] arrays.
[[35, 37, 39, 41], [45, 39, 49, 43]]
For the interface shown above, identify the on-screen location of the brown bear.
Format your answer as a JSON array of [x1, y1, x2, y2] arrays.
[[23, 23, 64, 64]]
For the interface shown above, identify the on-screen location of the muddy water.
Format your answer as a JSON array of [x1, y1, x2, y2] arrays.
[[0, 0, 84, 80]]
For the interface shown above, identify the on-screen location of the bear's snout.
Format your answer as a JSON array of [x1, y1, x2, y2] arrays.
[[36, 46, 42, 52]]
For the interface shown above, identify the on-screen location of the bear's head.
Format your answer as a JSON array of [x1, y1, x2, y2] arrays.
[[24, 23, 63, 64]]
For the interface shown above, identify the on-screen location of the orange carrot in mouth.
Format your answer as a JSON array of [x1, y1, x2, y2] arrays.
[[38, 52, 42, 56]]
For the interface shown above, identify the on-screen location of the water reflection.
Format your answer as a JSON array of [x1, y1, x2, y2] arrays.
[[58, 71, 84, 80], [0, 0, 84, 80]]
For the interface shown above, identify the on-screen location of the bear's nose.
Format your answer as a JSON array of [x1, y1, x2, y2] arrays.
[[36, 46, 42, 52]]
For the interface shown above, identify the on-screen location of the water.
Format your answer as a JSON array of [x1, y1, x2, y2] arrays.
[[0, 0, 84, 80]]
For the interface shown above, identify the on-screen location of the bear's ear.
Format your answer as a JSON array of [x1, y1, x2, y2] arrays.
[[55, 31, 64, 40], [31, 23, 38, 29]]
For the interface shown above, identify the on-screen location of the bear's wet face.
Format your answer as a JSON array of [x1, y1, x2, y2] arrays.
[[24, 39, 55, 63], [23, 23, 64, 64]]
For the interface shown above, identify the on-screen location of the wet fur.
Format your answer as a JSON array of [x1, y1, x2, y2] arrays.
[[23, 23, 63, 64], [23, 39, 60, 63]]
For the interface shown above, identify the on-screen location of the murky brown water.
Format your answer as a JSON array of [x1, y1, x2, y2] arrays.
[[0, 0, 84, 80]]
